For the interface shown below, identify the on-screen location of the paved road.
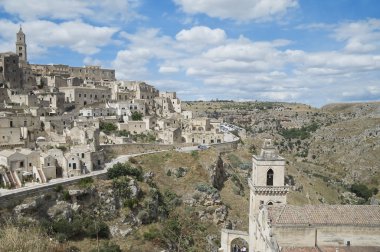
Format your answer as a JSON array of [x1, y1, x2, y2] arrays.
[[0, 150, 168, 197], [0, 144, 215, 197]]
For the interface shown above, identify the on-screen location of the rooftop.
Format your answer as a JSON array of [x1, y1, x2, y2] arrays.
[[268, 205, 380, 226]]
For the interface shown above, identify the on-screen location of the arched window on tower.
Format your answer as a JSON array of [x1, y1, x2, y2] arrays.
[[267, 169, 274, 186]]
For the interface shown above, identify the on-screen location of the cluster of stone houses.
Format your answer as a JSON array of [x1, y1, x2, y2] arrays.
[[0, 27, 225, 189]]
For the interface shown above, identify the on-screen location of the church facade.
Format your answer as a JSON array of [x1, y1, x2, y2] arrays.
[[220, 139, 380, 252]]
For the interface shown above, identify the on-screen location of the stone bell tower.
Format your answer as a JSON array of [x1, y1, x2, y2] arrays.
[[248, 139, 288, 252], [16, 25, 27, 64]]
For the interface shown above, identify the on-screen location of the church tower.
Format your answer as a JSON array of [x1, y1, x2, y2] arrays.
[[248, 139, 288, 252], [16, 26, 27, 63]]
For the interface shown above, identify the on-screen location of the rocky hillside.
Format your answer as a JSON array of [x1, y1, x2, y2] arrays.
[[1, 101, 379, 251], [184, 101, 380, 205], [1, 149, 251, 252]]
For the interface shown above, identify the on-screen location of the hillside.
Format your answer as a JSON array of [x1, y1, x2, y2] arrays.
[[1, 101, 379, 251]]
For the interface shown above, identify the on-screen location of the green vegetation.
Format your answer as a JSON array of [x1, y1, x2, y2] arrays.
[[100, 122, 118, 135], [131, 132, 156, 143], [91, 242, 122, 252], [350, 183, 378, 201], [131, 111, 143, 121], [41, 214, 110, 242], [78, 177, 94, 188], [280, 122, 319, 140], [195, 183, 218, 194], [107, 162, 143, 181]]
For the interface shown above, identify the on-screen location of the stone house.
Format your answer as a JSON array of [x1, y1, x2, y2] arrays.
[[60, 86, 112, 106]]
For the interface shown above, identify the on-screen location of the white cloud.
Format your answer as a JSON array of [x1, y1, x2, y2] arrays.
[[334, 19, 380, 53], [112, 22, 380, 106], [173, 0, 298, 22], [0, 0, 143, 23], [0, 19, 118, 58], [159, 66, 180, 73], [176, 26, 226, 45]]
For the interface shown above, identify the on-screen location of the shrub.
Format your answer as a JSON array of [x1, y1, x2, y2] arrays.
[[79, 177, 94, 188], [63, 190, 71, 201], [100, 122, 118, 135], [54, 184, 63, 192], [131, 111, 143, 121], [350, 184, 374, 201], [166, 169, 172, 176], [195, 183, 218, 195], [86, 221, 110, 239], [107, 162, 143, 181], [143, 227, 161, 241]]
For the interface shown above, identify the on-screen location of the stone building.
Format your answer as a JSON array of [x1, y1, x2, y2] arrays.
[[219, 140, 380, 252], [29, 64, 115, 82], [16, 26, 27, 64], [0, 52, 23, 89], [60, 86, 111, 106]]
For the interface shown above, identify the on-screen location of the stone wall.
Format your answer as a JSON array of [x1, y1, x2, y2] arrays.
[[101, 143, 175, 156], [274, 225, 380, 247]]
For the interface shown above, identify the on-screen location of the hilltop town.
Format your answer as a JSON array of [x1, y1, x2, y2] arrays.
[[0, 28, 379, 252], [0, 28, 232, 190]]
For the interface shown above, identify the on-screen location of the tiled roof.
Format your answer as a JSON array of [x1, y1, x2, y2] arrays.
[[268, 205, 380, 226]]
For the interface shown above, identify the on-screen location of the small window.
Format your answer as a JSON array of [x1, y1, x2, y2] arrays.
[[81, 153, 84, 158], [20, 161, 24, 167]]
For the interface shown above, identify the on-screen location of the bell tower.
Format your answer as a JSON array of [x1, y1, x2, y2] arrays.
[[16, 25, 27, 63], [248, 139, 288, 252]]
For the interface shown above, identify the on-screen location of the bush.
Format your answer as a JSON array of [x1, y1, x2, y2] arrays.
[[195, 183, 218, 194], [79, 177, 94, 188], [86, 221, 110, 239], [54, 184, 63, 192], [63, 190, 71, 201], [131, 111, 143, 121], [107, 162, 143, 181], [100, 122, 118, 135], [350, 183, 375, 201], [143, 227, 161, 241]]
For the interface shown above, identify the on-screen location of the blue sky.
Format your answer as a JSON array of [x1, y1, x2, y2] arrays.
[[1, 0, 380, 107]]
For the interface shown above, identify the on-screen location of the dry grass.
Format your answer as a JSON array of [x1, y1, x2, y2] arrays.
[[0, 223, 66, 252]]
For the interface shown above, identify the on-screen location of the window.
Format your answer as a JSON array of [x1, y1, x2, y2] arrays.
[[47, 163, 50, 166], [79, 94, 81, 97], [20, 161, 24, 168], [73, 163, 77, 169], [24, 121, 27, 126], [10, 121, 13, 127], [267, 169, 274, 186], [29, 163, 32, 167], [81, 153, 84, 158], [268, 202, 273, 205]]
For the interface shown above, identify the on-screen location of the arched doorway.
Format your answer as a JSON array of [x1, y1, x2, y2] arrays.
[[230, 237, 248, 252]]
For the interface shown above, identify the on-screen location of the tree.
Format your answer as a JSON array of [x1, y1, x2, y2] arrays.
[[131, 111, 143, 121]]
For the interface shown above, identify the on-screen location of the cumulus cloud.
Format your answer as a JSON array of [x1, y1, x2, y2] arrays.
[[176, 26, 226, 45], [0, 0, 143, 23], [333, 19, 380, 53], [173, 0, 298, 22], [0, 19, 118, 58], [113, 21, 380, 106]]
